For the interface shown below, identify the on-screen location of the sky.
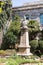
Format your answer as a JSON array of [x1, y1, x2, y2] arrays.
[[12, 0, 40, 7]]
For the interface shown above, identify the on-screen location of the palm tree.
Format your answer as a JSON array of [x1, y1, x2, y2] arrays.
[[27, 20, 40, 32], [27, 20, 40, 40]]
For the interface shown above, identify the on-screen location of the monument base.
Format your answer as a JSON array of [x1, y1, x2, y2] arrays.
[[17, 46, 32, 56], [17, 53, 32, 56]]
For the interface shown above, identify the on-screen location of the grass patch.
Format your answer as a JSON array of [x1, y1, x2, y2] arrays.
[[0, 54, 42, 65]]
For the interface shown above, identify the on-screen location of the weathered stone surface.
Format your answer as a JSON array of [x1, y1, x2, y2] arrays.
[[17, 20, 32, 56]]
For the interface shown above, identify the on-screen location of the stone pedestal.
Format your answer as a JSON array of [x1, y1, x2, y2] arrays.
[[17, 24, 32, 56]]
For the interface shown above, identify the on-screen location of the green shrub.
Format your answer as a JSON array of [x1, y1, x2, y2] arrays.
[[39, 40, 43, 49], [6, 58, 18, 65], [30, 40, 38, 49], [0, 56, 40, 64], [0, 50, 6, 55], [0, 58, 7, 63]]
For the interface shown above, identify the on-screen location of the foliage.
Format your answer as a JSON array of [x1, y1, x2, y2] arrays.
[[0, 0, 12, 49], [0, 55, 41, 65], [0, 0, 12, 30], [2, 15, 21, 49], [27, 20, 40, 32], [41, 31, 43, 40], [0, 50, 16, 56], [9, 20, 21, 35], [30, 40, 38, 49], [0, 11, 7, 29], [0, 8, 2, 13], [0, 50, 6, 55], [0, 58, 7, 63], [14, 15, 21, 21], [39, 40, 43, 49], [30, 40, 43, 55]]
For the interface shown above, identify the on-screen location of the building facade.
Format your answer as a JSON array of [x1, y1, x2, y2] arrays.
[[12, 1, 43, 27]]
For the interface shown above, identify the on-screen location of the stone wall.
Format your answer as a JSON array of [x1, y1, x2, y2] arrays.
[[12, 3, 43, 26], [13, 8, 43, 22]]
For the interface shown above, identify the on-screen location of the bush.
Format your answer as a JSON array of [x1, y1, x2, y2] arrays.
[[0, 50, 6, 55], [39, 40, 43, 49], [27, 20, 39, 32], [0, 55, 40, 64], [2, 16, 21, 49], [30, 40, 38, 49], [0, 58, 7, 63]]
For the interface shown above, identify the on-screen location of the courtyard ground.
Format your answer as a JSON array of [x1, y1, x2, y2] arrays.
[[0, 50, 43, 65]]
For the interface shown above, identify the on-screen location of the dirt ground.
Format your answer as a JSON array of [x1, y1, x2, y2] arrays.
[[0, 63, 5, 65]]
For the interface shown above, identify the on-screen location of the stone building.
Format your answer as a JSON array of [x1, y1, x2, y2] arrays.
[[12, 1, 43, 29]]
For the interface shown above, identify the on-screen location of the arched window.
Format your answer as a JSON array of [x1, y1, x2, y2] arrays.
[[40, 13, 43, 25], [25, 14, 29, 20]]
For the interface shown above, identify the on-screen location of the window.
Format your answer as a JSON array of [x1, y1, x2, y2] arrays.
[[40, 13, 43, 25], [25, 14, 29, 20]]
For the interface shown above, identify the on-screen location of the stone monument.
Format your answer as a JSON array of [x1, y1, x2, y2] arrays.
[[17, 17, 32, 56]]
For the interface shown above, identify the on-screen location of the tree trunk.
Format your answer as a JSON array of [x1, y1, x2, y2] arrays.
[[0, 30, 3, 49]]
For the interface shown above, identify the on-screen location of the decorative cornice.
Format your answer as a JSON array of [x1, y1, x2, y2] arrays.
[[23, 1, 43, 6], [12, 2, 43, 11]]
